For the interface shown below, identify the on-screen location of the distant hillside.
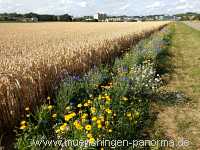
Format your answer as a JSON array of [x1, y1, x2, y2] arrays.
[[176, 12, 200, 20]]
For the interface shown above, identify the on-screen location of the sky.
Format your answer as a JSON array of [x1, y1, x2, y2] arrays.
[[0, 0, 200, 16]]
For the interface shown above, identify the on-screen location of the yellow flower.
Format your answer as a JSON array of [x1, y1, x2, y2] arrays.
[[96, 120, 101, 124], [77, 125, 83, 130], [135, 111, 140, 118], [55, 129, 61, 133], [20, 120, 26, 125], [101, 148, 104, 150], [105, 121, 109, 127], [127, 112, 132, 117], [48, 105, 53, 110], [85, 125, 92, 131], [77, 104, 82, 108], [105, 108, 112, 114], [71, 112, 76, 116], [100, 118, 104, 122], [90, 107, 96, 113], [20, 125, 27, 130], [73, 120, 79, 126], [98, 95, 102, 100], [65, 106, 70, 110], [97, 124, 102, 129], [122, 96, 128, 101], [87, 100, 92, 104], [105, 95, 111, 101], [89, 137, 95, 144], [84, 103, 89, 107], [113, 113, 117, 117], [81, 118, 86, 123], [108, 129, 112, 133], [52, 113, 57, 118], [92, 116, 97, 121], [64, 112, 76, 121], [74, 121, 83, 130], [87, 133, 92, 138], [60, 123, 67, 131], [25, 107, 30, 111], [81, 113, 88, 119], [47, 96, 51, 100]]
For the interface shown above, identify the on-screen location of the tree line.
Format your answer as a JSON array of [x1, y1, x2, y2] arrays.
[[176, 12, 200, 21], [0, 12, 72, 22]]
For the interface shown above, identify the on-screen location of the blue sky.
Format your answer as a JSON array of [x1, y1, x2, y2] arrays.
[[0, 0, 200, 16]]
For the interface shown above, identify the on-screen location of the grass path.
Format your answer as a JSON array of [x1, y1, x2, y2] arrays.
[[152, 22, 200, 150]]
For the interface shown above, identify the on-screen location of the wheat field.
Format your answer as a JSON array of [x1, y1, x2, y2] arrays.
[[0, 22, 168, 129]]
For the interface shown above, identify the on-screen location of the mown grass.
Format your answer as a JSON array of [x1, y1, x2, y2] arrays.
[[12, 25, 174, 150], [150, 22, 200, 150]]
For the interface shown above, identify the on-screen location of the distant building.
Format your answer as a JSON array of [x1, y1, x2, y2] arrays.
[[175, 16, 181, 21], [57, 16, 61, 21], [31, 17, 38, 22], [21, 17, 38, 22], [105, 17, 123, 22], [94, 13, 107, 21], [159, 15, 164, 20], [133, 16, 142, 21], [123, 17, 138, 22]]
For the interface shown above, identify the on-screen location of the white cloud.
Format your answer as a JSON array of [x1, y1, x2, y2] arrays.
[[146, 1, 166, 9], [0, 0, 200, 16], [119, 4, 130, 10], [175, 2, 193, 10], [179, 0, 186, 2], [77, 1, 87, 7]]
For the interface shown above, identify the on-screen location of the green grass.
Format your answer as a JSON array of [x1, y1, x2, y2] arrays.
[[151, 22, 200, 150], [190, 68, 200, 78]]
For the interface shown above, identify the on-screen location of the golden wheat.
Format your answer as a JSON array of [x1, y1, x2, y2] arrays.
[[0, 22, 169, 129]]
